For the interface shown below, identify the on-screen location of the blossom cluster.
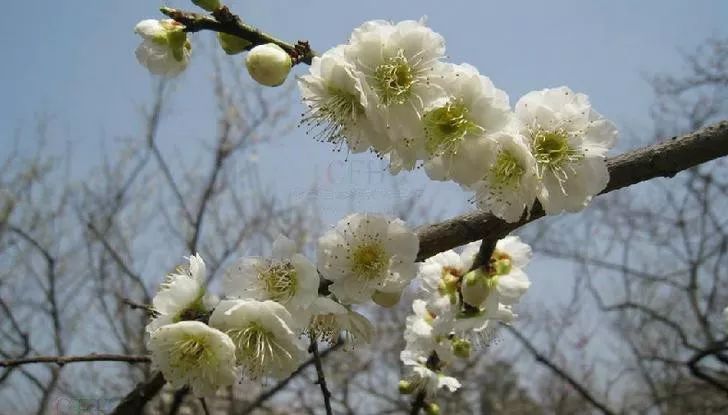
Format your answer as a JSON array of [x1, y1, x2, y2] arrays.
[[298, 19, 618, 223], [399, 236, 533, 402], [145, 213, 419, 397]]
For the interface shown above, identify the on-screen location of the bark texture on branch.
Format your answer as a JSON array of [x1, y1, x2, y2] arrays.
[[415, 120, 728, 261]]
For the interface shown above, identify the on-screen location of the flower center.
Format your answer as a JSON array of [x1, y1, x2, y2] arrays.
[[174, 295, 208, 322], [228, 323, 292, 377], [423, 100, 480, 156], [258, 262, 297, 303], [374, 50, 415, 106], [489, 150, 525, 189], [491, 251, 512, 275], [301, 87, 364, 148], [170, 335, 216, 371], [530, 128, 582, 179], [350, 242, 388, 281], [310, 314, 340, 343]]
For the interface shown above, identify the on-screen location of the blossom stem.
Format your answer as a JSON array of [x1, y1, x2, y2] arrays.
[[409, 391, 426, 415], [309, 335, 333, 415], [159, 6, 316, 65], [199, 398, 210, 415]]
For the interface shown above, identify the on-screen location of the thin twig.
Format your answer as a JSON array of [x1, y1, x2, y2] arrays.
[[0, 354, 150, 368], [160, 6, 316, 64], [502, 323, 616, 415], [309, 335, 333, 415], [240, 341, 343, 415], [121, 297, 158, 316], [200, 398, 211, 415], [409, 391, 426, 415]]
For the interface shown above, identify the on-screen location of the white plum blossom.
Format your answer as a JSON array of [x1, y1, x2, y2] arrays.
[[317, 213, 419, 304], [469, 130, 540, 223], [345, 19, 447, 172], [147, 321, 237, 397], [222, 235, 319, 320], [209, 299, 307, 379], [147, 254, 217, 333], [246, 43, 292, 87], [515, 86, 618, 214], [298, 46, 389, 153], [400, 349, 461, 397], [304, 296, 374, 346], [403, 299, 459, 363], [418, 242, 480, 314], [134, 19, 191, 77], [422, 63, 512, 186], [418, 238, 532, 346]]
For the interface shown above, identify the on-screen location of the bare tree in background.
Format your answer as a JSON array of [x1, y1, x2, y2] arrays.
[[0, 50, 322, 414], [530, 37, 728, 414]]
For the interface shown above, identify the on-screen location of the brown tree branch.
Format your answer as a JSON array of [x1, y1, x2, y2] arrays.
[[415, 120, 728, 261], [309, 336, 333, 415], [0, 354, 150, 368], [160, 6, 316, 64]]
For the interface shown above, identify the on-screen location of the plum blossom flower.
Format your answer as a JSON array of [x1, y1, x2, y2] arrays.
[[515, 86, 617, 214], [134, 19, 191, 77], [222, 235, 319, 320], [147, 321, 237, 397], [147, 254, 217, 333], [209, 299, 307, 379], [469, 130, 540, 223], [317, 213, 419, 305], [422, 63, 512, 186], [345, 19, 448, 172]]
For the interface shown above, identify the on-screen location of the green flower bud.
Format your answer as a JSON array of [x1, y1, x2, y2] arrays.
[[372, 289, 402, 308], [192, 0, 221, 12], [217, 32, 251, 55], [398, 380, 415, 394], [424, 402, 440, 415], [245, 43, 292, 87], [461, 268, 493, 307], [451, 337, 471, 359]]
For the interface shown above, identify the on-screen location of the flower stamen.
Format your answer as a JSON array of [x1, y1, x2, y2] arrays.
[[423, 99, 480, 157], [350, 243, 388, 281]]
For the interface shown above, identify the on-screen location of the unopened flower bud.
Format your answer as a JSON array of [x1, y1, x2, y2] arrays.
[[191, 0, 221, 12], [217, 32, 251, 55], [245, 43, 292, 87], [372, 289, 402, 308], [424, 402, 440, 415], [461, 268, 492, 307], [398, 380, 415, 394]]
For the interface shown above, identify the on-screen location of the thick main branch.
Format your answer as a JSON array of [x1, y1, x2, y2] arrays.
[[415, 120, 728, 261]]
